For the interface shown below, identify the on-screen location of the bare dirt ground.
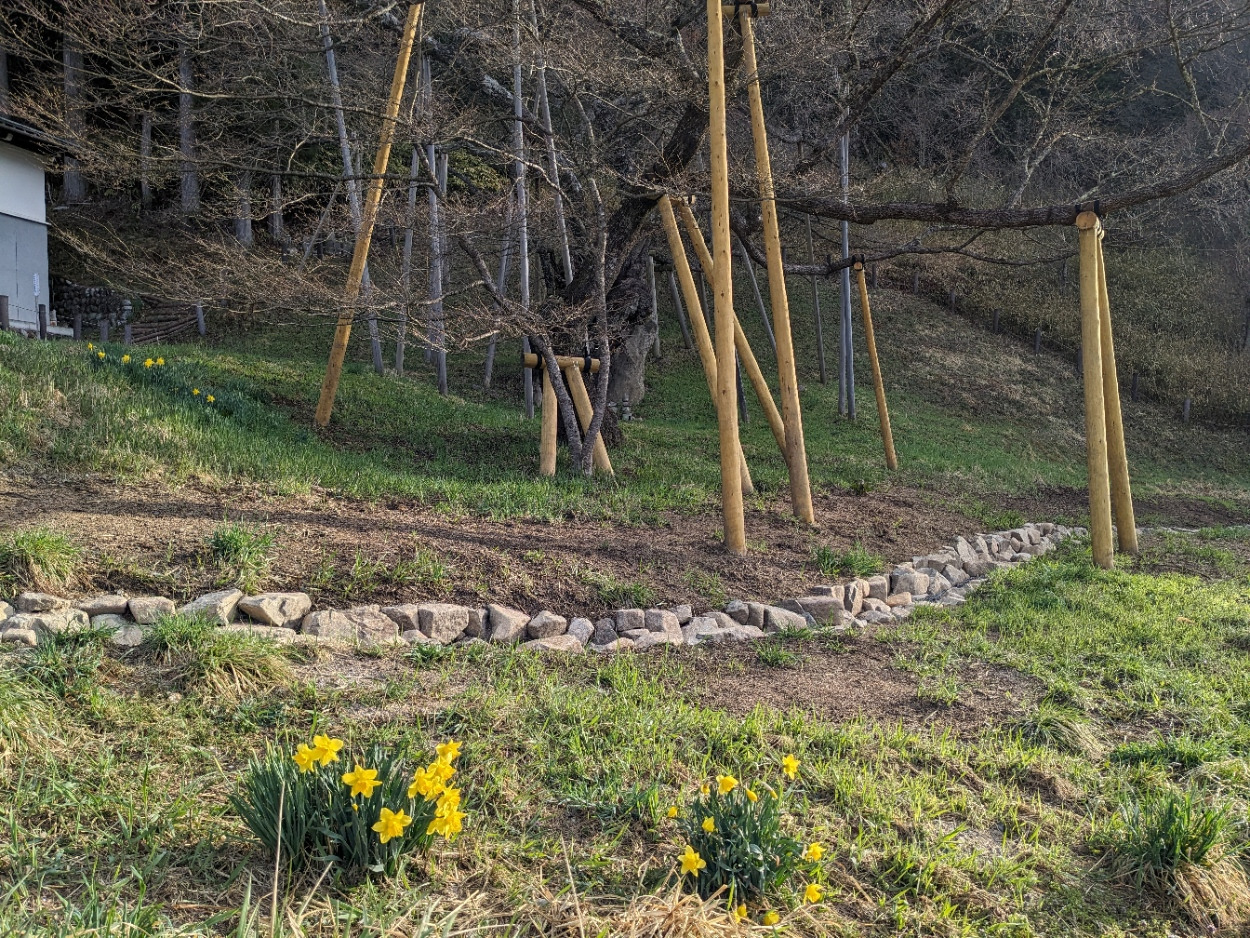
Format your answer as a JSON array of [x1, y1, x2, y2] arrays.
[[5, 468, 979, 615]]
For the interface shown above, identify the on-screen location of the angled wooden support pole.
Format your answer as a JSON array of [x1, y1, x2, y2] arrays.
[[1096, 230, 1138, 555], [1076, 211, 1114, 569], [854, 261, 898, 471], [658, 196, 754, 495], [539, 368, 558, 476], [315, 1, 424, 427], [563, 365, 614, 476], [676, 199, 787, 456], [739, 9, 814, 524], [707, 0, 745, 554]]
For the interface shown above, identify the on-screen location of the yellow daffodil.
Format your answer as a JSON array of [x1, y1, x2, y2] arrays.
[[156, 357, 165, 366], [408, 765, 445, 801], [762, 910, 780, 926], [746, 788, 759, 802], [206, 394, 215, 403], [372, 806, 412, 844], [701, 816, 715, 833], [192, 388, 200, 396], [427, 806, 466, 840], [122, 354, 131, 364], [732, 904, 748, 923], [435, 786, 461, 816], [717, 774, 738, 795], [292, 743, 317, 773], [431, 758, 455, 783], [144, 358, 153, 368], [436, 739, 462, 763], [679, 845, 706, 877], [804, 883, 824, 904], [782, 754, 801, 779], [342, 764, 380, 798], [666, 806, 678, 819], [97, 351, 105, 359], [803, 842, 824, 862], [700, 782, 710, 796], [311, 734, 343, 765], [87, 343, 94, 350]]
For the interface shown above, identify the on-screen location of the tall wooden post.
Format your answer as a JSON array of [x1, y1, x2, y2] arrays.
[[739, 9, 814, 525], [855, 262, 897, 470], [676, 199, 787, 457], [1096, 231, 1138, 555], [1076, 211, 1114, 569], [707, 0, 745, 554], [658, 196, 754, 494], [539, 368, 558, 476], [315, 2, 423, 427]]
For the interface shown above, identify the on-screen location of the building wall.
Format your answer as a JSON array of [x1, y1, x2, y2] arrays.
[[0, 141, 47, 224], [0, 142, 49, 329]]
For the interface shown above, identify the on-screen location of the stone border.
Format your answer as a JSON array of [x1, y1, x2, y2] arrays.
[[0, 523, 1083, 654]]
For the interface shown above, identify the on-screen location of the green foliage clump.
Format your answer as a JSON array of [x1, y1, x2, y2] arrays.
[[231, 735, 466, 878], [1102, 786, 1250, 927], [812, 542, 884, 579], [210, 522, 277, 593], [0, 527, 82, 594], [674, 763, 818, 909], [145, 614, 291, 697]]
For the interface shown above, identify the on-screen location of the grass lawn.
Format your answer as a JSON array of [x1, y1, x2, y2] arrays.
[[1, 531, 1249, 935]]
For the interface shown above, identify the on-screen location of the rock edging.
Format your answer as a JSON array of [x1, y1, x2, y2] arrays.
[[0, 523, 1083, 655]]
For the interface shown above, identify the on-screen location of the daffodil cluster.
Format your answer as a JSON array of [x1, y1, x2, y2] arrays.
[[667, 755, 824, 925], [87, 347, 220, 406], [233, 733, 468, 878]]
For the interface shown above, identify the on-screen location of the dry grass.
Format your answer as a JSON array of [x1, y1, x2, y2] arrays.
[[610, 884, 748, 938]]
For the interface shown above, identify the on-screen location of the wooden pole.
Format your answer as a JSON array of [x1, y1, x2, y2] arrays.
[[314, 2, 423, 427], [539, 368, 558, 476], [524, 353, 600, 372], [0, 296, 8, 331], [658, 197, 755, 494], [855, 263, 898, 470], [739, 10, 814, 524], [1076, 211, 1114, 569], [676, 198, 787, 455], [563, 365, 613, 475], [707, 0, 745, 553], [1096, 232, 1137, 555]]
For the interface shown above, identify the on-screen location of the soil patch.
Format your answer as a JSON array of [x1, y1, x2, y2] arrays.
[[2, 466, 975, 615], [696, 633, 1038, 732]]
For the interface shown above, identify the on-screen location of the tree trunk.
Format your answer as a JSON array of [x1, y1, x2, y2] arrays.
[[178, 42, 199, 213], [398, 146, 420, 375], [268, 174, 285, 243], [62, 34, 86, 203], [139, 112, 153, 209], [513, 0, 534, 418], [234, 173, 253, 246]]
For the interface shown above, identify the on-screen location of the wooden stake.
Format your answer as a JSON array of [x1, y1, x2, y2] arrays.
[[539, 368, 558, 476], [563, 365, 613, 476], [658, 196, 754, 494], [855, 263, 898, 470], [523, 353, 600, 372], [315, 2, 424, 427], [707, 0, 745, 553], [739, 10, 814, 524], [1095, 232, 1137, 556], [676, 198, 787, 456], [1076, 211, 1114, 569]]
